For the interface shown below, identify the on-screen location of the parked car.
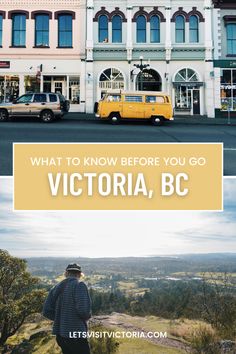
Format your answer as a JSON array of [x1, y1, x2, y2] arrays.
[[94, 90, 174, 125], [0, 92, 70, 123]]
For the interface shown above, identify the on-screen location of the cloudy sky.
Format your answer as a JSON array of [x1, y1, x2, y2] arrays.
[[0, 177, 236, 258]]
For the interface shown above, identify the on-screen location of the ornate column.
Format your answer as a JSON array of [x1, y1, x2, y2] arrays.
[[85, 0, 94, 113], [204, 0, 215, 118], [165, 5, 172, 94]]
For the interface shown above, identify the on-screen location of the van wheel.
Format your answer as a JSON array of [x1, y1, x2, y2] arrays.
[[151, 116, 163, 126], [109, 113, 120, 125], [0, 109, 9, 122], [40, 110, 54, 123]]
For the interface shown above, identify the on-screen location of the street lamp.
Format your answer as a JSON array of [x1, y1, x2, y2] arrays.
[[133, 56, 150, 91]]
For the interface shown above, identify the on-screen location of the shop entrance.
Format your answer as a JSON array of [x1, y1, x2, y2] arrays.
[[173, 68, 202, 116], [175, 86, 200, 115], [53, 81, 65, 96], [42, 76, 80, 104]]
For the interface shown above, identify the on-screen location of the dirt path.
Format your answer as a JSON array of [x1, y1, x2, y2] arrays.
[[92, 313, 190, 352]]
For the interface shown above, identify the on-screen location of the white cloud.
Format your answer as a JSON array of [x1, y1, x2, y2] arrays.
[[0, 178, 236, 257]]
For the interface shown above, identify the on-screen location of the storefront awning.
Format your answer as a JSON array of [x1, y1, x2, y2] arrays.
[[172, 82, 204, 87]]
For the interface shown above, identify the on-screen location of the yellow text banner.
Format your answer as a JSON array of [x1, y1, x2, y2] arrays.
[[14, 143, 223, 211]]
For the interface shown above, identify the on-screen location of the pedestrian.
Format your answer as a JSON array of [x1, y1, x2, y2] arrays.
[[43, 263, 91, 354]]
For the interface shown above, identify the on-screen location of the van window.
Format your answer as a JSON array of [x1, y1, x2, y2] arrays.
[[125, 95, 143, 102], [106, 95, 121, 102], [146, 95, 165, 103]]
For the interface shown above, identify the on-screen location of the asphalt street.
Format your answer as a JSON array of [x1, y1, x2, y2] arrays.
[[0, 113, 236, 176]]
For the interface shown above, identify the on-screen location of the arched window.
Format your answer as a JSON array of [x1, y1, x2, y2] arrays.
[[99, 15, 108, 43], [189, 15, 199, 43], [35, 14, 49, 47], [137, 15, 146, 43], [227, 24, 236, 55], [58, 14, 72, 47], [137, 69, 162, 91], [99, 68, 124, 91], [12, 13, 26, 47], [175, 15, 185, 43], [175, 68, 199, 82], [112, 15, 122, 43], [150, 16, 160, 43]]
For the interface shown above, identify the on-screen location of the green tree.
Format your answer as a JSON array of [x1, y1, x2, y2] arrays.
[[0, 250, 46, 346], [201, 273, 236, 339]]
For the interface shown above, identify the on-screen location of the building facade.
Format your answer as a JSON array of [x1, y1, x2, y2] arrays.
[[213, 0, 236, 118], [0, 0, 86, 112], [85, 0, 215, 117], [0, 0, 233, 118]]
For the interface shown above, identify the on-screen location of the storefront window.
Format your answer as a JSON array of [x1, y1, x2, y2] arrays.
[[0, 75, 19, 102], [24, 76, 40, 93], [220, 69, 236, 111], [69, 77, 80, 104]]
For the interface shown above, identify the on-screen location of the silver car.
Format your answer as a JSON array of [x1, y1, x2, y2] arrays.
[[0, 93, 70, 123]]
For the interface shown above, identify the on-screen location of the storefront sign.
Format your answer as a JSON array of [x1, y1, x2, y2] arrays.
[[172, 82, 203, 87], [0, 61, 10, 69], [214, 60, 236, 68], [221, 85, 236, 89]]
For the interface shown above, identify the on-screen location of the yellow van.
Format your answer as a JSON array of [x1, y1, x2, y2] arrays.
[[94, 91, 173, 125]]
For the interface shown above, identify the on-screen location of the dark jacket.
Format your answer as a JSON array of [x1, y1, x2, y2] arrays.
[[43, 277, 91, 338]]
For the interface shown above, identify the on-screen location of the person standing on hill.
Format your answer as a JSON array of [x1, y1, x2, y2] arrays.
[[43, 263, 91, 354]]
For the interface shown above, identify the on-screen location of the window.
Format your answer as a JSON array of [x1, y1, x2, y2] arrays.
[[35, 14, 49, 47], [220, 69, 236, 111], [112, 15, 122, 43], [33, 93, 47, 102], [0, 15, 2, 47], [106, 94, 121, 102], [175, 15, 185, 43], [99, 68, 124, 90], [12, 14, 26, 47], [58, 14, 72, 47], [49, 94, 58, 102], [189, 15, 199, 43], [175, 68, 199, 82], [227, 24, 236, 55], [146, 95, 164, 103], [150, 16, 160, 43], [137, 15, 146, 43], [99, 15, 108, 43], [125, 95, 143, 102], [16, 94, 33, 103], [0, 75, 19, 103]]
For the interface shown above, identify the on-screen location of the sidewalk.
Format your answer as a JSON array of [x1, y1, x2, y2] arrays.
[[66, 113, 236, 125]]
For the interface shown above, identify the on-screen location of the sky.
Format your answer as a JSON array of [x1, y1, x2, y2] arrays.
[[0, 177, 236, 258]]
